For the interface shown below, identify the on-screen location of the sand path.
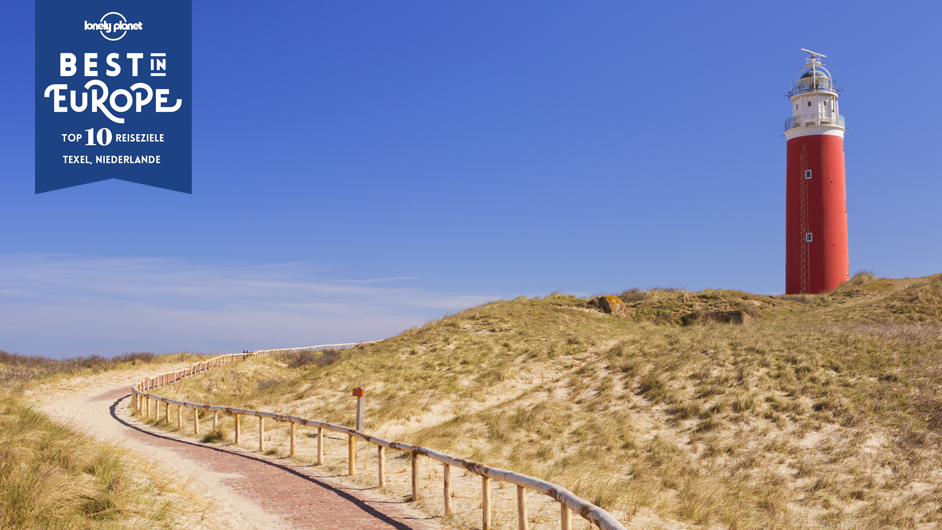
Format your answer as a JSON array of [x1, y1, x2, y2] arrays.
[[25, 365, 440, 530]]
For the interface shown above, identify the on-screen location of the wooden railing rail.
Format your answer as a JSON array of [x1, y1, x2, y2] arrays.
[[131, 344, 628, 530]]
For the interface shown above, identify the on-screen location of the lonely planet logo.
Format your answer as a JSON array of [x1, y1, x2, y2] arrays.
[[84, 12, 142, 41]]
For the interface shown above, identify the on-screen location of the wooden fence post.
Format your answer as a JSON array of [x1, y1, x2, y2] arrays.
[[517, 486, 527, 530], [177, 405, 182, 429], [193, 407, 200, 435], [146, 397, 151, 419], [290, 422, 296, 457], [164, 401, 169, 423], [482, 476, 492, 530], [444, 464, 453, 516], [259, 417, 265, 452], [560, 502, 571, 530], [378, 446, 385, 487], [234, 414, 241, 443], [348, 434, 356, 476], [353, 387, 365, 431], [213, 411, 218, 431], [317, 427, 323, 465], [411, 453, 419, 501]]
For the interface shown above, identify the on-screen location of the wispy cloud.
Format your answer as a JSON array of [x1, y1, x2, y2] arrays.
[[0, 254, 494, 358]]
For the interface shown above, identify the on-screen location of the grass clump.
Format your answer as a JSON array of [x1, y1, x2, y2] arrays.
[[0, 393, 189, 529], [199, 429, 226, 444]]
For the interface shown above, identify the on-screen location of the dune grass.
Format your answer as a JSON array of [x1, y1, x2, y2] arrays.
[[0, 391, 214, 530], [149, 272, 942, 529], [0, 351, 216, 530], [0, 350, 207, 391]]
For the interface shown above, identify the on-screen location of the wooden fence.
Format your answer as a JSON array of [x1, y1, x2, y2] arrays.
[[250, 342, 372, 356], [131, 345, 629, 530]]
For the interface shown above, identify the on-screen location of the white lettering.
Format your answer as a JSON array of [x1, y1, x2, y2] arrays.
[[60, 53, 76, 77], [106, 53, 121, 77], [70, 90, 87, 112], [127, 53, 144, 77], [109, 89, 133, 113], [130, 83, 153, 112], [85, 80, 123, 124], [155, 89, 182, 113], [44, 84, 68, 112], [84, 53, 98, 77]]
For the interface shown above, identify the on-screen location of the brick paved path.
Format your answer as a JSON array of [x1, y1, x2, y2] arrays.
[[92, 386, 440, 530]]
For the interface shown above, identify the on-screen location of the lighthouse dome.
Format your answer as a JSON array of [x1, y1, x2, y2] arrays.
[[798, 66, 832, 86]]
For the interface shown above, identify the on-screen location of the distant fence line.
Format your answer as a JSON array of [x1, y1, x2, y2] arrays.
[[131, 344, 628, 530], [250, 342, 374, 355]]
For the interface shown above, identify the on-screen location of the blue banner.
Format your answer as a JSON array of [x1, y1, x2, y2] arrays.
[[35, 1, 192, 193]]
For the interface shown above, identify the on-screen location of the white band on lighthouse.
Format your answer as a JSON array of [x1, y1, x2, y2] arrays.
[[785, 127, 845, 140]]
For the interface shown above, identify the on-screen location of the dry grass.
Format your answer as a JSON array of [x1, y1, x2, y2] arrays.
[[0, 351, 218, 530], [150, 273, 942, 529], [0, 391, 214, 529], [0, 350, 206, 391]]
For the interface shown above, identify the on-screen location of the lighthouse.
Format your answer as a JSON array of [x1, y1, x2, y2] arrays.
[[784, 49, 849, 294]]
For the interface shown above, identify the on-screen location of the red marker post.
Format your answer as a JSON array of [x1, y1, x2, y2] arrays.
[[353, 387, 365, 431]]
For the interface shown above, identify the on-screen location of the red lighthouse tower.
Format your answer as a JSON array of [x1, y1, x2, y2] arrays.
[[785, 49, 848, 294]]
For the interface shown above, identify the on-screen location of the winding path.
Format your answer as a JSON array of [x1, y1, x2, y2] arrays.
[[27, 366, 440, 530]]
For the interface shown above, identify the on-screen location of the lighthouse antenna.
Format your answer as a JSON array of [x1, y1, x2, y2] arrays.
[[800, 48, 826, 59]]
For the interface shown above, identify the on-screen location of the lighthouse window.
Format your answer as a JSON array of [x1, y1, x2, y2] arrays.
[[806, 233, 813, 243], [808, 101, 812, 107], [805, 170, 812, 179]]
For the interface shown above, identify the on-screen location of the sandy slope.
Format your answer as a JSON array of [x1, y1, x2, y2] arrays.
[[24, 364, 292, 530]]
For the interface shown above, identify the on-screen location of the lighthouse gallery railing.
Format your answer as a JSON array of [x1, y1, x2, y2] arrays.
[[787, 80, 841, 98], [784, 113, 845, 131]]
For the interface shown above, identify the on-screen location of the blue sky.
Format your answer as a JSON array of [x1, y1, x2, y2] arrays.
[[1, 1, 941, 358]]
